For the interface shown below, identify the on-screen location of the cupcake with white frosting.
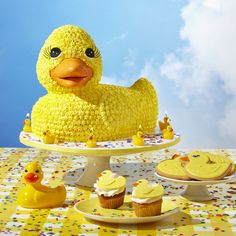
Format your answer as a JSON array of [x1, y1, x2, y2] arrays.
[[94, 170, 126, 209], [131, 179, 164, 217]]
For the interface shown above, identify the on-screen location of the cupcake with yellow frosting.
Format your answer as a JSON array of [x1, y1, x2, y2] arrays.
[[94, 170, 126, 209], [131, 179, 164, 217]]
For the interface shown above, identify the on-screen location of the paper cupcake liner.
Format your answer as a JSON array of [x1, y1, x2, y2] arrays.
[[98, 190, 125, 209], [132, 199, 163, 217]]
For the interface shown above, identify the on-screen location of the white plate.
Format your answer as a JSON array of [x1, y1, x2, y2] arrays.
[[74, 196, 179, 224], [155, 172, 236, 185]]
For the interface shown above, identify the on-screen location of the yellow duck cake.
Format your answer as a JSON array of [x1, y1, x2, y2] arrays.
[[31, 25, 158, 142]]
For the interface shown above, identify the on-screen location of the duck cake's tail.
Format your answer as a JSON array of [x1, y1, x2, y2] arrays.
[[131, 77, 158, 132]]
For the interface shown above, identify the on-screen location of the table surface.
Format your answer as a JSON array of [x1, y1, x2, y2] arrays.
[[0, 148, 235, 236]]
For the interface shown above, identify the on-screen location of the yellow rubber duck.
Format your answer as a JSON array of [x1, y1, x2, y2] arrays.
[[132, 125, 145, 146], [132, 179, 164, 198], [42, 130, 55, 144], [86, 128, 97, 148], [162, 125, 174, 139], [97, 170, 126, 190], [17, 162, 66, 208], [31, 25, 158, 142], [23, 113, 32, 133]]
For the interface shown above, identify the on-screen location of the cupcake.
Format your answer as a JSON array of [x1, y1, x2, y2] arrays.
[[94, 170, 126, 209], [131, 179, 164, 217]]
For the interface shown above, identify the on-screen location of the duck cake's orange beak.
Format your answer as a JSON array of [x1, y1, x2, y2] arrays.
[[50, 58, 93, 88], [132, 182, 139, 187], [24, 173, 39, 183]]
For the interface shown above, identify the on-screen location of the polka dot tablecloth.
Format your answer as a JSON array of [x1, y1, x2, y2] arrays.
[[0, 148, 235, 236]]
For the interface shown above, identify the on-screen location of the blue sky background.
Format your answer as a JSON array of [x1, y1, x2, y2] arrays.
[[1, 0, 235, 148]]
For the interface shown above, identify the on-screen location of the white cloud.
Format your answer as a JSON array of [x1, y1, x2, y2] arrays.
[[106, 33, 127, 44], [101, 75, 128, 87], [102, 0, 236, 147], [159, 0, 236, 145], [123, 49, 136, 68]]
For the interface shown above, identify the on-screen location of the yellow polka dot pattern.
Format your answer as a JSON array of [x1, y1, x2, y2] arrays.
[[32, 25, 158, 142]]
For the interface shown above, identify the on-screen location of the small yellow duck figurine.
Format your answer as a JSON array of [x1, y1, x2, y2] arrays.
[[23, 113, 32, 133], [31, 25, 158, 142], [97, 170, 126, 190], [17, 162, 66, 208], [132, 125, 145, 146], [132, 179, 164, 198], [159, 112, 171, 132], [42, 130, 55, 144], [162, 125, 174, 140], [86, 128, 97, 148]]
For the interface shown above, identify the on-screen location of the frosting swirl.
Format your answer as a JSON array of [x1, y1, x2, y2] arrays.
[[94, 182, 125, 197], [94, 170, 126, 197]]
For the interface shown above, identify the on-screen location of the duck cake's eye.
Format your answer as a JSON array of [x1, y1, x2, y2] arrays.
[[35, 170, 39, 173], [85, 48, 95, 58], [50, 47, 61, 58], [25, 169, 28, 173]]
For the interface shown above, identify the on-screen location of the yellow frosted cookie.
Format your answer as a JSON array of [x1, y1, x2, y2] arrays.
[[156, 159, 191, 180], [228, 164, 236, 176], [187, 151, 210, 163], [208, 154, 235, 176], [184, 162, 231, 180]]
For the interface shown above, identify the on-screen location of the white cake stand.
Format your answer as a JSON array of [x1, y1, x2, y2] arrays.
[[20, 131, 180, 187], [155, 172, 236, 201]]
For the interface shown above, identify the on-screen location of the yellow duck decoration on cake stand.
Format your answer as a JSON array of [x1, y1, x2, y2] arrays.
[[42, 130, 55, 144], [159, 112, 170, 132], [23, 113, 32, 133], [86, 128, 97, 148], [132, 125, 145, 146], [132, 179, 164, 198], [17, 162, 66, 208], [97, 170, 126, 190], [162, 125, 174, 140], [31, 25, 158, 143]]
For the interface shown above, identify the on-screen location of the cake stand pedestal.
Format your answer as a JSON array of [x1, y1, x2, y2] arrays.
[[78, 155, 111, 187], [156, 173, 236, 201], [180, 184, 213, 201], [20, 131, 180, 187]]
